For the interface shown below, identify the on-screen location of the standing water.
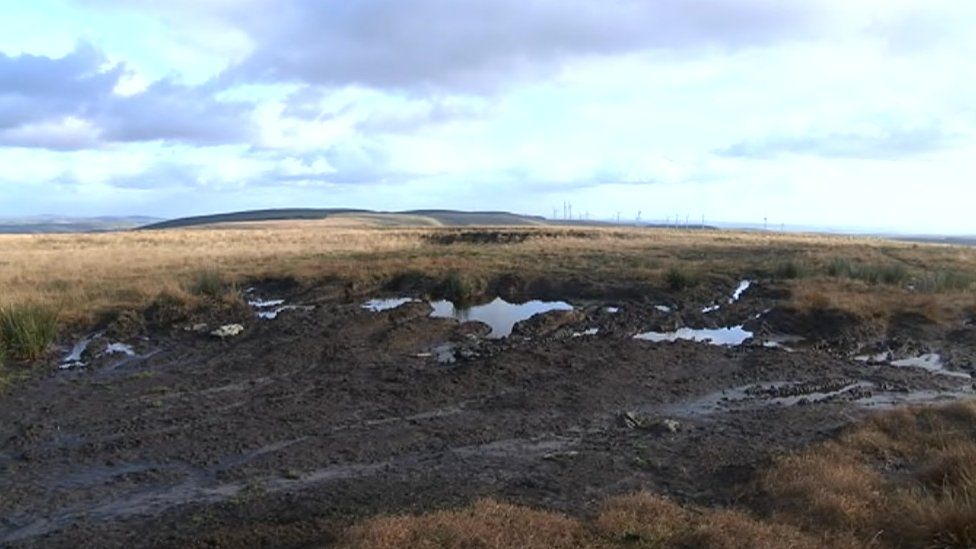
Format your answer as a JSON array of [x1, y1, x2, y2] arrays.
[[430, 297, 573, 339]]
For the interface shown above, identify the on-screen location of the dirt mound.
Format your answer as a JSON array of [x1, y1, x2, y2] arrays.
[[759, 307, 865, 344]]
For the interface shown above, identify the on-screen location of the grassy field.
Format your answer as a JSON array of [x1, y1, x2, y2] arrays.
[[1, 222, 974, 329], [340, 402, 976, 548], [2, 222, 976, 546]]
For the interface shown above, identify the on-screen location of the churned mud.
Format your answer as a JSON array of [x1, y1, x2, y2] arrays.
[[2, 276, 974, 547]]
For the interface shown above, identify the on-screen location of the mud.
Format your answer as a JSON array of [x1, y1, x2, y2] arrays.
[[1, 277, 974, 547]]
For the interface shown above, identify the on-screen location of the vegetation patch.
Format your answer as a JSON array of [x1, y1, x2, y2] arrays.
[[664, 267, 698, 291], [825, 259, 910, 286], [340, 402, 976, 548], [0, 304, 59, 361]]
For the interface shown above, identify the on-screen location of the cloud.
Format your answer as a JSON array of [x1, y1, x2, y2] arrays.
[[0, 44, 254, 149], [720, 125, 957, 159], [220, 0, 831, 92]]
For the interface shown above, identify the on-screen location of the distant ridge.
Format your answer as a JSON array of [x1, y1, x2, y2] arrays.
[[140, 208, 548, 230], [0, 216, 162, 234]]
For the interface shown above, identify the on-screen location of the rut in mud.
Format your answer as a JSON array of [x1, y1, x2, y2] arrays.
[[1, 276, 975, 547]]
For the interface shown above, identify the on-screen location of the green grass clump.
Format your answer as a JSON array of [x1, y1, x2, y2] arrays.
[[914, 270, 976, 293], [187, 269, 237, 299], [774, 260, 807, 280], [826, 259, 910, 286], [664, 267, 697, 291], [439, 271, 473, 306], [0, 304, 59, 361]]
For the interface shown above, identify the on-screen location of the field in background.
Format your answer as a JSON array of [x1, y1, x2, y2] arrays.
[[1, 221, 975, 327]]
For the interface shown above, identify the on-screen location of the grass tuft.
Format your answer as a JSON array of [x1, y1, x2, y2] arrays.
[[825, 259, 909, 286], [0, 304, 59, 361], [665, 267, 697, 291], [439, 271, 473, 306], [773, 259, 807, 280], [187, 268, 232, 298]]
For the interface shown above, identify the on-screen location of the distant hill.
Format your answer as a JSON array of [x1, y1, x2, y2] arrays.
[[140, 209, 549, 230], [0, 216, 162, 234]]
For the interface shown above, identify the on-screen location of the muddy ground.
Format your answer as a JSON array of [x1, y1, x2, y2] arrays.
[[2, 276, 975, 547]]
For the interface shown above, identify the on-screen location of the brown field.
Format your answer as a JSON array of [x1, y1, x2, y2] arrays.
[[341, 401, 976, 548], [2, 222, 976, 547], [1, 222, 974, 328]]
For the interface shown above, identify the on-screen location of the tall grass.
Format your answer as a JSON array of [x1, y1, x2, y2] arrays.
[[664, 267, 697, 291], [825, 259, 910, 286], [340, 402, 976, 548], [0, 304, 59, 361]]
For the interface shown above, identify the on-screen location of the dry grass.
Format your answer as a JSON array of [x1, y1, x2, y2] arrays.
[[340, 499, 589, 549], [339, 403, 976, 548], [1, 222, 974, 328]]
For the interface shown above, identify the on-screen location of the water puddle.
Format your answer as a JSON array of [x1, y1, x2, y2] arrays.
[[361, 297, 418, 312], [432, 343, 457, 364], [430, 297, 573, 339], [890, 354, 972, 379], [761, 334, 806, 352], [248, 294, 315, 320], [257, 305, 314, 320], [730, 280, 752, 303], [103, 343, 135, 357], [854, 351, 892, 363], [247, 298, 284, 308], [59, 332, 103, 369], [700, 280, 751, 315], [634, 325, 753, 346]]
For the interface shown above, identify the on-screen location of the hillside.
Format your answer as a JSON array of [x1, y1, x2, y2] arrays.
[[140, 209, 548, 230]]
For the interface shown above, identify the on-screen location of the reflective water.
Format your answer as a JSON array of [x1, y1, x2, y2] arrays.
[[248, 299, 285, 308], [430, 297, 573, 339], [103, 343, 135, 356], [257, 305, 315, 320], [361, 298, 417, 312], [634, 325, 753, 346], [891, 354, 972, 379], [60, 332, 102, 369], [730, 280, 752, 303]]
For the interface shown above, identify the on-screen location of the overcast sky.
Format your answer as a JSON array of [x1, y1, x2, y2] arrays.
[[0, 1, 973, 233]]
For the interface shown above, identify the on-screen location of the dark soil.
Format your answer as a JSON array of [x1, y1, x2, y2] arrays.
[[1, 277, 973, 547]]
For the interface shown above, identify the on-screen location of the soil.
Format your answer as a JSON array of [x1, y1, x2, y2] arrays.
[[1, 277, 974, 547]]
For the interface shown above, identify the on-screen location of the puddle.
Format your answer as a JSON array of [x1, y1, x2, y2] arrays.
[[572, 328, 599, 338], [890, 354, 972, 379], [854, 351, 892, 363], [248, 298, 285, 308], [257, 305, 314, 320], [634, 325, 753, 346], [700, 280, 752, 315], [59, 332, 103, 369], [858, 388, 976, 409], [103, 343, 135, 357], [730, 280, 752, 303], [761, 334, 805, 352], [432, 343, 457, 364], [430, 297, 573, 339], [362, 298, 418, 312]]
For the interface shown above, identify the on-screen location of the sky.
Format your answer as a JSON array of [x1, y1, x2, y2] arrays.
[[0, 0, 974, 234]]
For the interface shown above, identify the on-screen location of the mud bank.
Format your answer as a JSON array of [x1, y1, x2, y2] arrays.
[[1, 276, 974, 547]]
